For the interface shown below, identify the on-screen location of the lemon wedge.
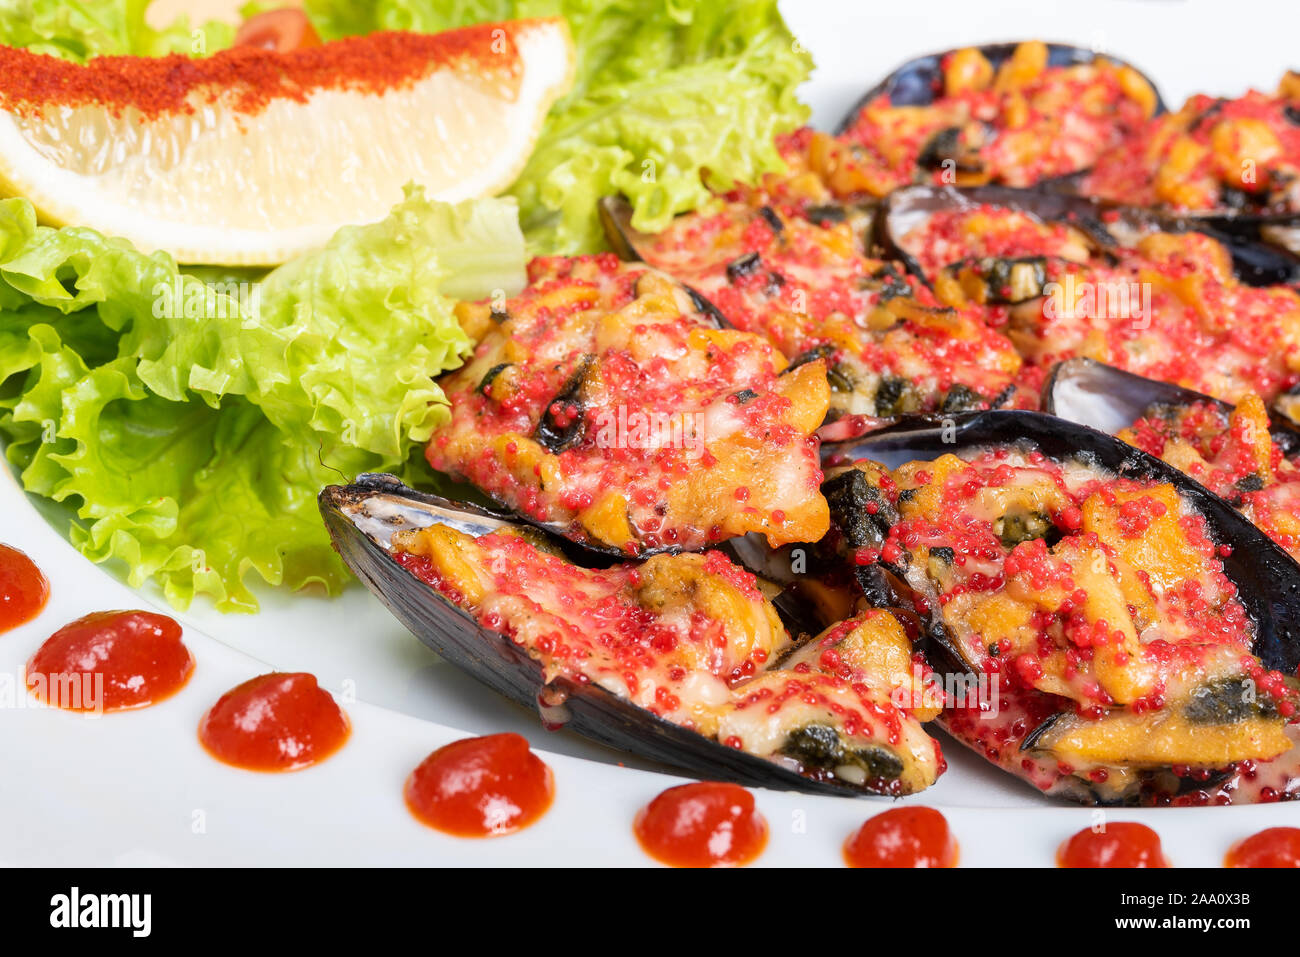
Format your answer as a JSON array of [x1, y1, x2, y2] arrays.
[[0, 19, 573, 265]]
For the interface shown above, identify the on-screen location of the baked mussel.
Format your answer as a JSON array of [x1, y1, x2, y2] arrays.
[[836, 41, 1164, 191], [319, 473, 945, 797], [821, 409, 1300, 805], [1079, 76, 1300, 250], [600, 193, 1023, 431], [876, 184, 1300, 425], [1046, 358, 1300, 564], [428, 254, 832, 558], [878, 182, 1300, 287]]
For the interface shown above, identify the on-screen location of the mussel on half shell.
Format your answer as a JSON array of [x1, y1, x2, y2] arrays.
[[319, 474, 944, 798], [600, 193, 1023, 432], [821, 409, 1300, 805], [877, 183, 1300, 287], [836, 42, 1165, 193], [1043, 357, 1300, 453]]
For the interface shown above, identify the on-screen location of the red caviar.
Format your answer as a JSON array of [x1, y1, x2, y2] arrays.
[[843, 806, 958, 868], [1225, 827, 1300, 868], [199, 673, 349, 772], [1058, 822, 1169, 868], [634, 782, 768, 867], [405, 733, 554, 838], [0, 22, 528, 119], [0, 544, 49, 633], [26, 610, 192, 712]]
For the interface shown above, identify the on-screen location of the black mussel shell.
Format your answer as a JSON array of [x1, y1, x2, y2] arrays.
[[877, 184, 1300, 287], [823, 409, 1300, 804], [319, 474, 886, 797], [837, 42, 1167, 135], [1043, 358, 1300, 457]]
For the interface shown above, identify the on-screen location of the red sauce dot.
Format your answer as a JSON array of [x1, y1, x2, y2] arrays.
[[1058, 822, 1168, 868], [26, 610, 192, 712], [634, 782, 768, 867], [0, 544, 49, 633], [843, 806, 958, 868], [199, 673, 349, 772], [405, 733, 554, 838], [1225, 827, 1300, 867]]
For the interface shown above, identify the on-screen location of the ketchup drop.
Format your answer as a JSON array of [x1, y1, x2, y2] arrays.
[[1058, 822, 1169, 868], [634, 781, 768, 868], [199, 673, 349, 772], [1225, 827, 1300, 868], [26, 610, 193, 712], [843, 806, 958, 868], [0, 544, 49, 633], [405, 733, 554, 838]]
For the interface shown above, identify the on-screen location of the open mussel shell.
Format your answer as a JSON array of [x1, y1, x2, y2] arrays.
[[837, 42, 1166, 135], [877, 184, 1300, 287], [319, 473, 880, 797], [826, 409, 1300, 803], [1043, 358, 1300, 456]]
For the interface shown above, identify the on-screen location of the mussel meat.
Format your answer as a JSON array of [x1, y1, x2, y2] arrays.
[[1046, 358, 1300, 565]]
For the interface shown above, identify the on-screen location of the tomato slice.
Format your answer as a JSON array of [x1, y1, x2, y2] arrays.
[[233, 8, 321, 53]]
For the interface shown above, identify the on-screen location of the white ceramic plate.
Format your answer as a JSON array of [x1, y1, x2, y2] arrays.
[[4, 0, 1300, 867]]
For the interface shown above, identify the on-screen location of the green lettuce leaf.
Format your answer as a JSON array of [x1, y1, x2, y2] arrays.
[[304, 0, 813, 254], [0, 188, 523, 611], [0, 0, 235, 61]]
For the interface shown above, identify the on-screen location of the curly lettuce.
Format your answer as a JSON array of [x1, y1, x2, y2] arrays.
[[305, 0, 814, 254], [0, 188, 524, 611], [0, 0, 235, 60]]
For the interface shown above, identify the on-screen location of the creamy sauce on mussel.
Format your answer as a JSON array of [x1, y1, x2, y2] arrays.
[[390, 522, 944, 794], [827, 443, 1300, 804]]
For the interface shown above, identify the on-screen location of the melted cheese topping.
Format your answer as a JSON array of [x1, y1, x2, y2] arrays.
[[842, 448, 1272, 710], [1085, 84, 1300, 213]]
